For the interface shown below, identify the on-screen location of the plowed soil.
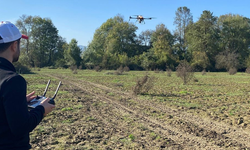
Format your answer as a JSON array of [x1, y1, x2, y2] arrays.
[[28, 71, 250, 150]]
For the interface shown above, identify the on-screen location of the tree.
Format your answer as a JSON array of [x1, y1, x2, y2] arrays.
[[54, 36, 68, 68], [65, 39, 82, 67], [216, 14, 250, 70], [139, 49, 157, 70], [150, 24, 176, 70], [138, 30, 153, 47], [215, 50, 239, 71], [105, 15, 138, 57], [186, 10, 219, 71], [30, 17, 59, 67], [16, 15, 63, 68], [16, 15, 33, 67], [83, 15, 138, 69], [174, 6, 193, 60]]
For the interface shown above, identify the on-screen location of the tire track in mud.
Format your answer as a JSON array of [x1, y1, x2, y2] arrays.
[[80, 77, 250, 149], [88, 102, 181, 149], [48, 74, 222, 149], [44, 73, 249, 149]]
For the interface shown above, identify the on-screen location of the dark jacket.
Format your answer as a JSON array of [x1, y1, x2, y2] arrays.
[[0, 57, 45, 150]]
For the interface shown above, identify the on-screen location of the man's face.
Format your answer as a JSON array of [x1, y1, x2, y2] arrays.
[[12, 40, 20, 62]]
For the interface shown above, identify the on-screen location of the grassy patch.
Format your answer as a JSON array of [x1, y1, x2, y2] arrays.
[[61, 107, 73, 111]]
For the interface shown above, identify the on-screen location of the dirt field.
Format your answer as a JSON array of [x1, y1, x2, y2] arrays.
[[25, 69, 250, 149]]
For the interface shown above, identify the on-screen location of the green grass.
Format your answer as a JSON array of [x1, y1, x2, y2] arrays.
[[26, 69, 250, 121], [74, 104, 83, 109], [61, 107, 73, 111], [128, 134, 135, 141], [27, 69, 250, 101], [24, 68, 250, 149], [62, 119, 73, 123]]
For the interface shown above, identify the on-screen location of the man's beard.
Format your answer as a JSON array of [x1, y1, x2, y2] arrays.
[[12, 55, 19, 62], [13, 42, 20, 62]]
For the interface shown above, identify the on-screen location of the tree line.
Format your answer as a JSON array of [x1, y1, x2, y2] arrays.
[[15, 7, 250, 72]]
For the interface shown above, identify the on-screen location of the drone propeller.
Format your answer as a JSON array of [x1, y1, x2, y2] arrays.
[[130, 15, 144, 18], [144, 17, 156, 20], [129, 16, 138, 19]]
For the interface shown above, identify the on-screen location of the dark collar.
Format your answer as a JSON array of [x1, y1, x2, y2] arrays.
[[0, 57, 16, 72]]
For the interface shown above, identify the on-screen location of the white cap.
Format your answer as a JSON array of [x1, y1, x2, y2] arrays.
[[0, 21, 28, 44]]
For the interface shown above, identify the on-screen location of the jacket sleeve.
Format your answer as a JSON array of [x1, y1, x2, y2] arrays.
[[2, 75, 45, 137]]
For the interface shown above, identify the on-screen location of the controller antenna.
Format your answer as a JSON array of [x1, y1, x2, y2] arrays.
[[43, 80, 51, 97], [52, 81, 62, 99]]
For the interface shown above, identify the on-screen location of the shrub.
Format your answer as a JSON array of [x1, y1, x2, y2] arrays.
[[201, 69, 206, 75], [55, 59, 67, 68], [94, 66, 102, 72], [85, 62, 94, 69], [123, 66, 130, 72], [176, 60, 194, 85], [154, 68, 160, 73], [114, 66, 124, 75], [215, 50, 239, 71], [245, 67, 250, 74], [48, 66, 56, 69], [132, 73, 155, 95], [228, 67, 237, 75], [70, 65, 78, 74], [193, 78, 199, 82], [73, 70, 77, 74], [13, 62, 31, 74], [166, 68, 172, 77]]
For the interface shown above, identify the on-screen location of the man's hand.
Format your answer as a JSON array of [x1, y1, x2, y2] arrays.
[[26, 91, 36, 102], [40, 98, 55, 116]]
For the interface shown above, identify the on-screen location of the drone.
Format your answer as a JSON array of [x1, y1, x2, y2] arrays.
[[129, 15, 155, 24]]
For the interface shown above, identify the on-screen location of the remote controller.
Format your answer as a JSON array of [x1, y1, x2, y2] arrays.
[[28, 80, 62, 109]]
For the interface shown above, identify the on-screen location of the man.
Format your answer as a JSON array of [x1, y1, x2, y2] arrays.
[[0, 21, 55, 150]]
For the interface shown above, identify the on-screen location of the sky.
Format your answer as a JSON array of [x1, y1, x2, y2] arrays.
[[2, 0, 250, 46]]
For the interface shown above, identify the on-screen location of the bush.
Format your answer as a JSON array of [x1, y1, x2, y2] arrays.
[[245, 67, 250, 74], [114, 66, 124, 75], [48, 66, 56, 69], [85, 62, 94, 69], [123, 66, 130, 72], [154, 68, 160, 73], [132, 74, 155, 95], [176, 60, 194, 85], [13, 62, 31, 74], [228, 67, 237, 75], [215, 50, 239, 71], [193, 78, 199, 82], [70, 65, 78, 74], [94, 66, 102, 72], [201, 69, 206, 75], [55, 59, 67, 68], [166, 68, 172, 77]]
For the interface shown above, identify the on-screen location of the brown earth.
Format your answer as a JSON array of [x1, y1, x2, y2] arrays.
[[30, 73, 250, 150]]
